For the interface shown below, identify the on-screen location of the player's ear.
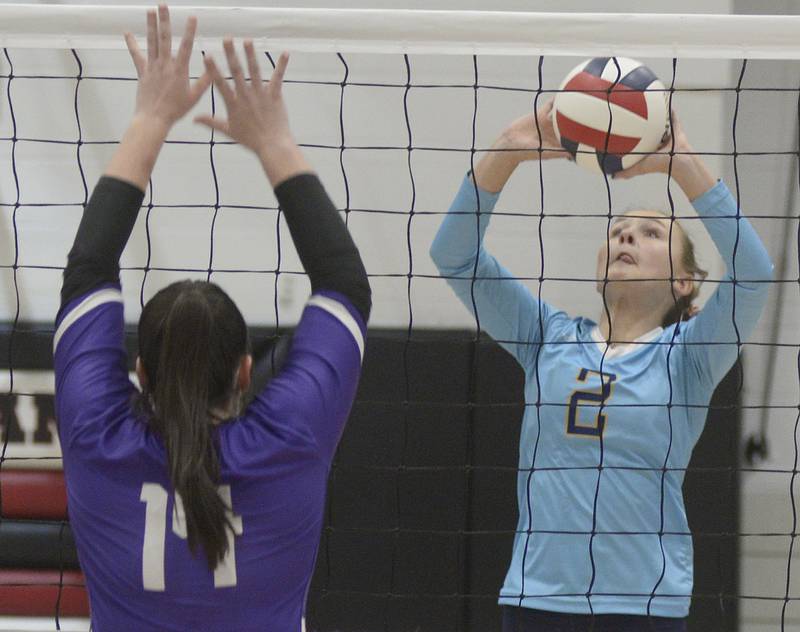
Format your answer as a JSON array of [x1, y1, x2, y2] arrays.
[[672, 276, 693, 299], [135, 356, 149, 390], [237, 354, 253, 393]]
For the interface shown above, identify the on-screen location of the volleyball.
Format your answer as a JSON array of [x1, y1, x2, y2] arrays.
[[552, 57, 670, 175]]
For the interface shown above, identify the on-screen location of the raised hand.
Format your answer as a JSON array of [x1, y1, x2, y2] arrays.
[[124, 5, 211, 129], [196, 41, 292, 157], [612, 110, 716, 201], [497, 99, 571, 163], [612, 110, 687, 180], [196, 41, 310, 187], [105, 5, 210, 188], [473, 99, 569, 192]]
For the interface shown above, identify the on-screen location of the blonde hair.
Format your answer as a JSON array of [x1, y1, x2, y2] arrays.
[[640, 210, 709, 327]]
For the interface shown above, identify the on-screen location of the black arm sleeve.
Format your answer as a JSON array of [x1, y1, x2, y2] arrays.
[[60, 176, 145, 311], [273, 173, 372, 322]]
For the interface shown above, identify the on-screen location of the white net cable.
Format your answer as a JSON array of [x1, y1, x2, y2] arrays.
[[0, 5, 799, 58]]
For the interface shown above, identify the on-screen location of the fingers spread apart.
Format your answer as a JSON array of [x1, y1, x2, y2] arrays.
[[124, 32, 146, 76], [243, 40, 264, 90], [146, 9, 158, 63], [268, 52, 289, 96], [177, 15, 198, 68], [215, 40, 290, 99], [223, 38, 248, 94], [203, 55, 235, 102], [132, 6, 197, 71], [157, 4, 172, 59]]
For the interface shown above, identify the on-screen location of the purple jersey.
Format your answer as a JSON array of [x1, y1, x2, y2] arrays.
[[53, 285, 365, 631]]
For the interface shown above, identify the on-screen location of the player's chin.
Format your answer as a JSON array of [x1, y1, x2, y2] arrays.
[[598, 272, 663, 301], [601, 265, 634, 282]]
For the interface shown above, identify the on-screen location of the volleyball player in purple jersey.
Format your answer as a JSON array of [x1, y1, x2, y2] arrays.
[[53, 6, 370, 631]]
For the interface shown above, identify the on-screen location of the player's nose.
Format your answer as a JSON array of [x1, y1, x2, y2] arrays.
[[617, 230, 634, 245]]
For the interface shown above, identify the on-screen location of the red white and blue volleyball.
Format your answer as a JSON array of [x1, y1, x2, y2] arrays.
[[552, 57, 670, 175]]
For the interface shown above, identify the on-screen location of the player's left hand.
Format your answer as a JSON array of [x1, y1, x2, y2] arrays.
[[124, 5, 211, 129], [195, 41, 293, 157], [612, 109, 693, 180]]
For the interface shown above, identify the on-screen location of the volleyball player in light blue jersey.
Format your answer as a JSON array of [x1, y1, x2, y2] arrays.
[[430, 100, 773, 632]]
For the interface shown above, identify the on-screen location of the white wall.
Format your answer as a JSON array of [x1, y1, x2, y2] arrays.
[[3, 1, 800, 631], [0, 1, 736, 330]]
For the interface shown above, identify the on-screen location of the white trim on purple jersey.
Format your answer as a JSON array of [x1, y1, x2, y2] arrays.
[[307, 293, 365, 360], [53, 287, 124, 353]]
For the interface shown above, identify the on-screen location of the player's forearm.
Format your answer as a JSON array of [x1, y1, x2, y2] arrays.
[[104, 114, 171, 191], [472, 137, 525, 194], [273, 173, 371, 322], [256, 139, 313, 189], [683, 178, 773, 385], [60, 177, 145, 311], [430, 173, 500, 275], [669, 149, 717, 202], [692, 179, 773, 284]]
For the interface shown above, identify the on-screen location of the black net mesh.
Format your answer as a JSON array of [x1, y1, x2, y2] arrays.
[[0, 46, 797, 632]]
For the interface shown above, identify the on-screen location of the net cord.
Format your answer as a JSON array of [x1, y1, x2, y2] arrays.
[[3, 6, 800, 59], [644, 57, 680, 617], [0, 47, 20, 507], [515, 55, 546, 616], [459, 53, 481, 630]]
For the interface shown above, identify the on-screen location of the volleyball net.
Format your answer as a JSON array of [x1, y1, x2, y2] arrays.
[[0, 5, 798, 631]]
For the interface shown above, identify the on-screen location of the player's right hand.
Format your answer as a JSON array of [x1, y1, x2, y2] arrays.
[[124, 5, 211, 130], [497, 99, 570, 163]]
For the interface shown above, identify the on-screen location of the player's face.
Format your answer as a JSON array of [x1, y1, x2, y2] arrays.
[[595, 211, 688, 302]]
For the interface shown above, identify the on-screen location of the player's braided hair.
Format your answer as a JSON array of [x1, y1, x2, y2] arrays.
[[138, 280, 249, 570]]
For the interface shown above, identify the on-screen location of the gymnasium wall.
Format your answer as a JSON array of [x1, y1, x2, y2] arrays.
[[728, 3, 800, 630]]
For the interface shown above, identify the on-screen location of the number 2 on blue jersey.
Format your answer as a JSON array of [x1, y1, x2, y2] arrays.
[[565, 368, 617, 438]]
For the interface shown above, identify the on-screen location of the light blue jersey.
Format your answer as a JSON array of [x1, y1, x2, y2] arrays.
[[430, 174, 773, 617]]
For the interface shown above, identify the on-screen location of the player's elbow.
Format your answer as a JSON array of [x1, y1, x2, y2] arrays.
[[353, 276, 372, 323], [731, 251, 774, 295], [429, 234, 472, 276]]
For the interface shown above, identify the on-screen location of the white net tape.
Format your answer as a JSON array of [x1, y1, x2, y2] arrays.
[[1, 5, 800, 59]]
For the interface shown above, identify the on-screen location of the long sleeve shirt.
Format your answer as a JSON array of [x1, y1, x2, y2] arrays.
[[430, 174, 773, 617]]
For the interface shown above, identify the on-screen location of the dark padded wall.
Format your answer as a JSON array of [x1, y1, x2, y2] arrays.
[[305, 331, 741, 632], [684, 359, 742, 632]]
